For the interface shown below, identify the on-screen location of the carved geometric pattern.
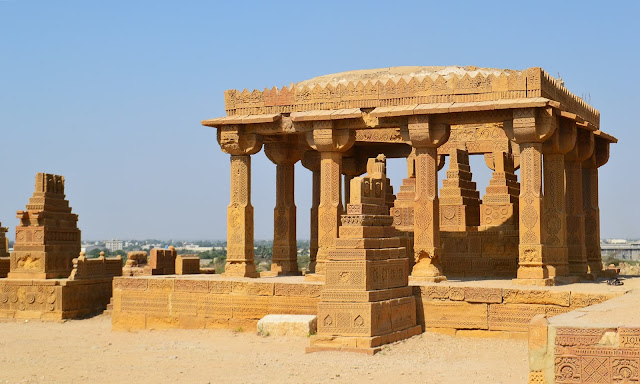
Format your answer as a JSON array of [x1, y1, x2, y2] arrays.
[[582, 356, 610, 383]]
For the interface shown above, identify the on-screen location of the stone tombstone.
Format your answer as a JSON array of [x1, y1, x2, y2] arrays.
[[308, 154, 421, 354], [8, 173, 81, 279]]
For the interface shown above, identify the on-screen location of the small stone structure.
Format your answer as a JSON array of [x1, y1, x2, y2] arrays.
[[175, 255, 201, 275], [69, 251, 122, 280], [123, 248, 201, 276], [0, 173, 122, 320], [308, 155, 421, 354], [9, 173, 81, 279], [123, 251, 148, 276]]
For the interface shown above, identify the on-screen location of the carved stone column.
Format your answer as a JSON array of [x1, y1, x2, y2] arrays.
[[217, 126, 263, 277], [264, 136, 305, 276], [541, 119, 576, 279], [302, 151, 320, 273], [406, 115, 450, 282], [508, 108, 556, 286], [582, 137, 609, 276], [305, 123, 355, 278], [565, 129, 594, 277]]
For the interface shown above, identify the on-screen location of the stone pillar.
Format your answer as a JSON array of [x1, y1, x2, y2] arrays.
[[439, 148, 481, 231], [264, 137, 304, 276], [565, 129, 594, 277], [302, 151, 320, 273], [509, 108, 556, 286], [305, 123, 355, 279], [217, 126, 263, 278], [406, 115, 450, 282], [582, 136, 610, 276], [344, 174, 352, 209], [541, 119, 576, 279]]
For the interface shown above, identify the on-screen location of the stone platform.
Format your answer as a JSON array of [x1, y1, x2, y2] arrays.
[[111, 274, 631, 338], [0, 277, 113, 320], [111, 275, 322, 331], [527, 276, 640, 383]]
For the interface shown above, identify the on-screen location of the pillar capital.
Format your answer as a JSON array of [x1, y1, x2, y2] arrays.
[[305, 121, 355, 152], [342, 156, 367, 177], [217, 125, 263, 155], [583, 136, 610, 169], [301, 150, 321, 172], [566, 129, 594, 162], [405, 115, 450, 148], [264, 135, 305, 165], [508, 107, 557, 144], [543, 118, 577, 155]]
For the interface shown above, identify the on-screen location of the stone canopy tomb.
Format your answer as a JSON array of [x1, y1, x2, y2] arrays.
[[203, 66, 616, 286]]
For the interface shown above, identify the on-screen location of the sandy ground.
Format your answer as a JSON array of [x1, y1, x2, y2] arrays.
[[0, 315, 528, 384]]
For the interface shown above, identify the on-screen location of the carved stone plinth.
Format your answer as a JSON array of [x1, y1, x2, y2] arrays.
[[480, 151, 519, 230], [8, 173, 81, 279], [308, 155, 421, 354], [439, 148, 481, 231]]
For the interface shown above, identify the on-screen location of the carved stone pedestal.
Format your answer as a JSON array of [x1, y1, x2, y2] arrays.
[[308, 156, 421, 354]]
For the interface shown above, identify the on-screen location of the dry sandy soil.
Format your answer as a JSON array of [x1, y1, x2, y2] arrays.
[[0, 315, 528, 384]]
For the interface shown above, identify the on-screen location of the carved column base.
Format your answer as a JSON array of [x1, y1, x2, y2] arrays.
[[567, 244, 589, 277], [516, 244, 554, 285], [545, 247, 569, 278], [262, 259, 301, 277], [410, 249, 446, 283], [587, 262, 603, 277], [223, 262, 259, 278]]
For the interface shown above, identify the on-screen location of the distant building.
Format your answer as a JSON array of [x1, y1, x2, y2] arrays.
[[105, 239, 124, 252], [81, 244, 102, 253], [601, 241, 640, 261], [175, 244, 213, 252]]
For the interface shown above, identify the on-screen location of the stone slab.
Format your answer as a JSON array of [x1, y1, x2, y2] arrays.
[[257, 314, 317, 337], [422, 301, 488, 330]]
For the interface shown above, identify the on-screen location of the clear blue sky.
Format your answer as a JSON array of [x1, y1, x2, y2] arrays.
[[1, 1, 638, 241]]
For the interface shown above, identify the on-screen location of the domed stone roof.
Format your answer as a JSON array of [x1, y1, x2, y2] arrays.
[[295, 66, 519, 88]]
